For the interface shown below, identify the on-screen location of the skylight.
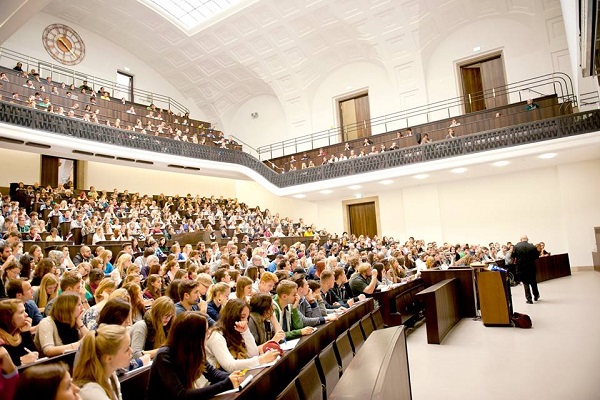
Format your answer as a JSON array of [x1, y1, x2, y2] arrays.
[[140, 0, 249, 33]]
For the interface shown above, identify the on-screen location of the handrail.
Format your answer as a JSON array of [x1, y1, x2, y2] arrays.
[[0, 47, 189, 116], [256, 72, 577, 160], [0, 100, 598, 189]]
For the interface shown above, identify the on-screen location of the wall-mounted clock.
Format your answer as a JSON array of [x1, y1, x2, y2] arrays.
[[42, 24, 86, 65]]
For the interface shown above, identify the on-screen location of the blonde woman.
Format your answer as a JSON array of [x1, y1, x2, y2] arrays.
[[34, 293, 89, 356], [33, 274, 59, 313], [206, 282, 230, 322], [82, 278, 118, 331], [111, 253, 132, 286], [74, 324, 131, 400], [130, 296, 175, 360]]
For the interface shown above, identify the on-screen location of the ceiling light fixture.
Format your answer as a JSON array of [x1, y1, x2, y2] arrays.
[[413, 174, 429, 180], [451, 167, 467, 174], [293, 194, 306, 199], [379, 180, 394, 185], [538, 152, 557, 159], [492, 160, 510, 167], [348, 185, 362, 190], [319, 189, 333, 194]]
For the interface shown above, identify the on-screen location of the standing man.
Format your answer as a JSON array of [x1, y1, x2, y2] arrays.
[[512, 235, 540, 304]]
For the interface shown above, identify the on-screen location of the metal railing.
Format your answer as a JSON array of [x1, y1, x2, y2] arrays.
[[1, 101, 599, 188], [0, 47, 189, 115], [256, 73, 578, 161]]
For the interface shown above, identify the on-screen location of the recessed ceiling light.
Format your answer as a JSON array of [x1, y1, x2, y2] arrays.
[[451, 167, 467, 174], [293, 194, 306, 199], [538, 153, 557, 159], [348, 185, 362, 190], [319, 189, 333, 194], [413, 174, 429, 180], [379, 180, 394, 185], [492, 160, 510, 167]]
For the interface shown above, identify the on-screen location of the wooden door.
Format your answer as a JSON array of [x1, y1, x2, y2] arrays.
[[339, 93, 371, 141], [348, 202, 377, 238], [461, 67, 485, 112], [480, 57, 508, 108]]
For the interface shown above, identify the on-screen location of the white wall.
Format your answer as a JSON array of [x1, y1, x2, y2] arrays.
[[221, 94, 288, 150], [0, 148, 41, 185], [1, 12, 206, 119], [314, 160, 600, 268], [82, 161, 237, 198]]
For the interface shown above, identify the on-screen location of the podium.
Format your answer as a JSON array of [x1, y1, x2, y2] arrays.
[[476, 269, 512, 326]]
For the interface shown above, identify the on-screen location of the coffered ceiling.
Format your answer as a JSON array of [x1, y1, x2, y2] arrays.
[[37, 0, 562, 128]]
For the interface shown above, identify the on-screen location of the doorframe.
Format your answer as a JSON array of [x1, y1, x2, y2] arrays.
[[455, 48, 507, 114], [333, 87, 369, 142], [342, 195, 381, 237]]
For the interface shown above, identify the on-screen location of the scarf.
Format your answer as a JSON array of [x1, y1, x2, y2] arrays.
[[54, 319, 79, 345]]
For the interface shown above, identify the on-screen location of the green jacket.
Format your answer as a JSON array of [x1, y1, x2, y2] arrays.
[[272, 295, 304, 340]]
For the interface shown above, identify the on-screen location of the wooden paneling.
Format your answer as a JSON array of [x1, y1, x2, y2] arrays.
[[421, 268, 476, 318], [416, 278, 461, 344], [329, 326, 411, 400]]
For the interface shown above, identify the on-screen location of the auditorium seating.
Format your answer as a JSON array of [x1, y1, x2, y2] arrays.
[[0, 65, 243, 149], [266, 94, 569, 173], [348, 321, 366, 353], [295, 358, 326, 400], [317, 343, 341, 396]]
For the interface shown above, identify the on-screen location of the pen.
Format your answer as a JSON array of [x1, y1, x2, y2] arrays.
[[24, 347, 32, 353]]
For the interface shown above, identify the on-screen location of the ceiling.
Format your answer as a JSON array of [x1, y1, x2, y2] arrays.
[[35, 0, 551, 129]]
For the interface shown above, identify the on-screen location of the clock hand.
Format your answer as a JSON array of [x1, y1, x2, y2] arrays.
[[57, 37, 76, 56]]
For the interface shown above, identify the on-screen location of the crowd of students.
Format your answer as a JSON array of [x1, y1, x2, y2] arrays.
[[0, 180, 553, 399], [2, 63, 241, 149]]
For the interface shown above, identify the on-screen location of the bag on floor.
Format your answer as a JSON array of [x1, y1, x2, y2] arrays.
[[511, 312, 532, 329]]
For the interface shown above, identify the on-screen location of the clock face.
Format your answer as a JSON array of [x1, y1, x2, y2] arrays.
[[42, 24, 85, 65]]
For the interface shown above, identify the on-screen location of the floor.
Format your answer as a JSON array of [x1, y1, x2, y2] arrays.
[[406, 271, 600, 400]]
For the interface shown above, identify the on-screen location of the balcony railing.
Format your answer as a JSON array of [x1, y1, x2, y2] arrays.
[[1, 101, 599, 188], [0, 47, 189, 116], [256, 73, 578, 161]]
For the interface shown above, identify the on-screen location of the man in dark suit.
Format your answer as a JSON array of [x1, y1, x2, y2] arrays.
[[512, 235, 540, 304]]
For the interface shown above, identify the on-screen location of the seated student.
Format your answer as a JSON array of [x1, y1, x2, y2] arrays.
[[146, 312, 242, 399], [328, 267, 366, 307], [81, 278, 118, 331], [229, 276, 253, 303], [174, 280, 201, 315], [0, 299, 39, 367], [291, 275, 337, 327], [206, 298, 279, 373], [348, 263, 379, 298], [247, 293, 285, 349], [0, 346, 18, 400], [33, 273, 59, 314], [130, 296, 175, 361], [525, 98, 539, 110], [272, 280, 314, 340], [6, 279, 43, 328], [13, 362, 80, 400], [73, 324, 130, 400], [96, 298, 151, 372], [206, 282, 230, 322], [43, 271, 89, 317], [35, 293, 90, 356]]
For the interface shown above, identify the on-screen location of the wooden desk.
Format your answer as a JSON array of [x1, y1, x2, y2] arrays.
[[535, 253, 571, 282], [120, 364, 152, 400], [417, 278, 460, 344], [329, 326, 411, 400], [211, 298, 374, 400], [371, 278, 424, 327], [421, 268, 476, 318]]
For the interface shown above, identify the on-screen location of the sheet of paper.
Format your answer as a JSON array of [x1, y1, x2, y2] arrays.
[[280, 339, 300, 351]]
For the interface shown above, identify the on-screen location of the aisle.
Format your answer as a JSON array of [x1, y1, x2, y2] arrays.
[[406, 271, 600, 400]]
